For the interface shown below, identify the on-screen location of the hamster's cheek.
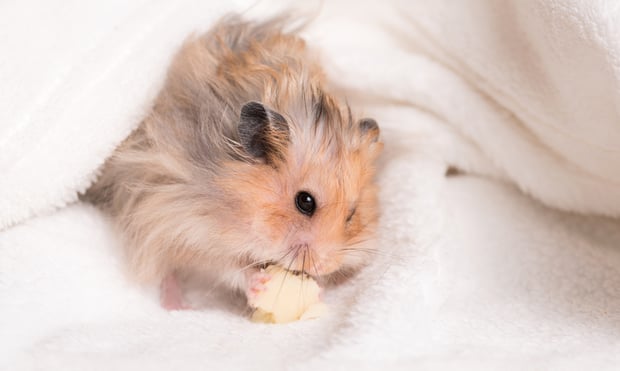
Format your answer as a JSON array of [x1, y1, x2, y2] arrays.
[[311, 253, 345, 276], [340, 245, 373, 270]]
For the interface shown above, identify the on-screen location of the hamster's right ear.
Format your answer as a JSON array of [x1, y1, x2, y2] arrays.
[[359, 118, 380, 143], [238, 101, 290, 164]]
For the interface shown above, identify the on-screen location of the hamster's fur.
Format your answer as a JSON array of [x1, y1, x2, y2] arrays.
[[86, 16, 382, 307]]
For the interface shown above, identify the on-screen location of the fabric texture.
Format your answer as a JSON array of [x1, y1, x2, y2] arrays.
[[2, 0, 620, 369]]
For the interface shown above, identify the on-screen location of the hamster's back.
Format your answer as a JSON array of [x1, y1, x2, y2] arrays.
[[87, 16, 318, 209]]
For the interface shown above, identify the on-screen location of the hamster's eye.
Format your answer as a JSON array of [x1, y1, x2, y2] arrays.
[[295, 191, 316, 216]]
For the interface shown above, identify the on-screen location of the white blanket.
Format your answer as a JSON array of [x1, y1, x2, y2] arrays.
[[2, 0, 620, 369]]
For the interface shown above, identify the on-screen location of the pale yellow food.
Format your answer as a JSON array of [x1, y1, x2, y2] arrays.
[[249, 265, 327, 324]]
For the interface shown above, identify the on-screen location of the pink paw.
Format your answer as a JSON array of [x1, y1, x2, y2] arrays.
[[245, 269, 272, 301], [160, 274, 191, 311]]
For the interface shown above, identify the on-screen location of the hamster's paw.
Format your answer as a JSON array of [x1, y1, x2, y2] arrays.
[[245, 269, 272, 301], [247, 265, 328, 323], [160, 274, 191, 311]]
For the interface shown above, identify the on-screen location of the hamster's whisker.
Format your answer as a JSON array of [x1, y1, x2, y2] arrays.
[[352, 219, 378, 233], [272, 247, 299, 308], [337, 248, 404, 260], [236, 259, 274, 272], [344, 236, 374, 246], [309, 253, 322, 285], [199, 247, 298, 301], [273, 247, 296, 269], [301, 247, 307, 276], [298, 248, 307, 306], [325, 268, 350, 286], [339, 247, 386, 255]]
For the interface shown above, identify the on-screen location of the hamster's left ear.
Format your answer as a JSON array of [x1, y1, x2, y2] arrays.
[[238, 101, 290, 164], [359, 118, 380, 143]]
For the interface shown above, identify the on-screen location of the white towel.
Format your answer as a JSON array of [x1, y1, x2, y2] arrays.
[[311, 0, 620, 216], [2, 0, 620, 369]]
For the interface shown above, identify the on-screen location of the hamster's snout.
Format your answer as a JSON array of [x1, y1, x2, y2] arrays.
[[281, 232, 344, 277]]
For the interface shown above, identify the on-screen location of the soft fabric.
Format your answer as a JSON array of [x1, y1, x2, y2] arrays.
[[0, 0, 252, 230], [312, 0, 620, 217], [2, 0, 620, 370]]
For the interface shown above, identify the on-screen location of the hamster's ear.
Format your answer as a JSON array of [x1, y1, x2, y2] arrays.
[[358, 118, 379, 143], [238, 101, 290, 163]]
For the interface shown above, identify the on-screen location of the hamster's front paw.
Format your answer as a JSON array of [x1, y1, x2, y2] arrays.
[[246, 265, 327, 323], [245, 269, 272, 301]]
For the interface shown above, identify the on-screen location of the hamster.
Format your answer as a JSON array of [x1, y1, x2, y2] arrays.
[[86, 15, 382, 310]]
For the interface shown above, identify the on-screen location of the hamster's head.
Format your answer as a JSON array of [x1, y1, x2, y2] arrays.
[[218, 95, 382, 280]]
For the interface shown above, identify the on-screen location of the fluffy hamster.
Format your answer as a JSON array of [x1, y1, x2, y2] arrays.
[[86, 16, 382, 310]]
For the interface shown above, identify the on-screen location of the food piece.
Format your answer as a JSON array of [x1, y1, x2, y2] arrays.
[[249, 265, 327, 323]]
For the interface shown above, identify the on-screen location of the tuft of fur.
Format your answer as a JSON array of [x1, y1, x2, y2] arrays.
[[86, 16, 382, 292]]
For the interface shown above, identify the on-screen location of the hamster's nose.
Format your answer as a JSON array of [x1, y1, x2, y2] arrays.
[[286, 239, 342, 276]]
